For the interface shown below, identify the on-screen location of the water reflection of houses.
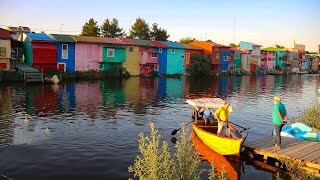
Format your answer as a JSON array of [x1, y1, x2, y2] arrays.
[[24, 85, 58, 116], [75, 82, 102, 118], [99, 80, 125, 118], [0, 87, 14, 145], [183, 77, 214, 99], [58, 83, 76, 113]]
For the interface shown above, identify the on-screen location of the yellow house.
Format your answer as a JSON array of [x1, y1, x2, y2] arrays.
[[119, 38, 140, 76], [0, 28, 12, 70]]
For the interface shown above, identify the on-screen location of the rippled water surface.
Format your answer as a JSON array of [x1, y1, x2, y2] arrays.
[[0, 75, 319, 180]]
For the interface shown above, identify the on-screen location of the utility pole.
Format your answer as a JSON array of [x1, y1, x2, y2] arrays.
[[233, 17, 235, 44], [60, 24, 63, 34]]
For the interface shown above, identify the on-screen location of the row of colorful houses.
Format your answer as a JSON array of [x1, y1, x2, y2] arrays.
[[1, 27, 319, 75]]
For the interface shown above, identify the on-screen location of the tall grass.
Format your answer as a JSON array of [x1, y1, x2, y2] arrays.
[[129, 123, 228, 180], [273, 158, 316, 180], [290, 104, 320, 129]]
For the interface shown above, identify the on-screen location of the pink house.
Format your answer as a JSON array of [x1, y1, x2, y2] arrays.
[[261, 47, 277, 70], [72, 35, 103, 71], [133, 39, 158, 76]]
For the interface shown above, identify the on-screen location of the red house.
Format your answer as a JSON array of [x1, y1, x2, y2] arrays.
[[190, 41, 231, 71], [180, 44, 203, 71], [21, 33, 57, 72]]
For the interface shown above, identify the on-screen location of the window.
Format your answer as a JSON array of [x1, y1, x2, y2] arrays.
[[233, 64, 236, 69], [216, 54, 219, 59], [234, 52, 240, 59], [99, 63, 103, 70], [171, 49, 175, 53], [62, 44, 68, 59], [180, 54, 185, 59], [159, 48, 162, 53], [186, 53, 190, 64], [146, 64, 150, 68], [145, 47, 149, 51], [0, 47, 6, 57], [107, 49, 115, 57], [129, 47, 134, 52], [151, 52, 158, 58], [223, 56, 229, 61], [154, 64, 159, 71], [182, 64, 185, 68], [215, 47, 220, 52], [268, 57, 271, 61]]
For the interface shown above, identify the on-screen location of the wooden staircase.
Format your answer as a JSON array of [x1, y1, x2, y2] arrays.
[[13, 62, 43, 83]]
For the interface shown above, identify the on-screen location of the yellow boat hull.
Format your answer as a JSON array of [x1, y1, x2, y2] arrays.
[[192, 122, 242, 156]]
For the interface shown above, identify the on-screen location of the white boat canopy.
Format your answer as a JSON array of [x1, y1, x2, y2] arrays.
[[186, 98, 233, 112]]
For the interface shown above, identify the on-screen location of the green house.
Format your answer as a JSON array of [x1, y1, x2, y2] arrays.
[[275, 49, 285, 69], [100, 46, 126, 72]]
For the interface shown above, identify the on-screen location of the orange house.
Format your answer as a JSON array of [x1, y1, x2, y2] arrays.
[[190, 41, 230, 71]]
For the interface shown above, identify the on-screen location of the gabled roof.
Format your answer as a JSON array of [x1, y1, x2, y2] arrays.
[[180, 43, 203, 50], [25, 33, 55, 41], [50, 34, 76, 43], [149, 40, 168, 48], [71, 35, 125, 45], [191, 41, 230, 48], [261, 47, 279, 52], [230, 47, 249, 54], [132, 39, 155, 47], [0, 28, 12, 39], [161, 41, 185, 49], [118, 38, 137, 45]]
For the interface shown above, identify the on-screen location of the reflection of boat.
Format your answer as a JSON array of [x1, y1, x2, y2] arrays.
[[186, 98, 247, 156], [192, 130, 240, 180]]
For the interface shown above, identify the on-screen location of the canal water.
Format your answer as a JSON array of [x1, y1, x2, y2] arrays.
[[0, 75, 319, 180]]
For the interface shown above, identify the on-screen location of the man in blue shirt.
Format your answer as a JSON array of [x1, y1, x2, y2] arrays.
[[272, 96, 287, 149], [198, 107, 214, 125]]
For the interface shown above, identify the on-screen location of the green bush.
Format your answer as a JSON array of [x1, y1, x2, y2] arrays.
[[188, 54, 211, 76], [129, 123, 229, 180], [290, 104, 320, 129]]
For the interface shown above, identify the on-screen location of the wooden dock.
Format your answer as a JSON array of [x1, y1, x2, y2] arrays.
[[13, 62, 43, 83], [243, 136, 320, 176]]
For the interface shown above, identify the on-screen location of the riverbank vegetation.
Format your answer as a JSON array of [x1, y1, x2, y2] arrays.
[[188, 54, 211, 76], [273, 158, 317, 180], [128, 123, 228, 180], [289, 103, 320, 129]]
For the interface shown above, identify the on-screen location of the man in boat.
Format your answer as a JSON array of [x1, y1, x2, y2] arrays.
[[198, 107, 214, 125], [214, 101, 230, 136], [272, 96, 287, 149]]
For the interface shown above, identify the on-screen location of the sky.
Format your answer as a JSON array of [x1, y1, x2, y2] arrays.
[[1, 0, 319, 51]]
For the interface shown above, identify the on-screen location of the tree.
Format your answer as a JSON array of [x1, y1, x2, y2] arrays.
[[276, 44, 285, 49], [129, 17, 150, 39], [179, 37, 196, 44], [229, 43, 239, 47], [101, 18, 125, 38], [149, 23, 170, 41], [81, 18, 100, 36], [206, 39, 213, 42], [188, 54, 211, 76]]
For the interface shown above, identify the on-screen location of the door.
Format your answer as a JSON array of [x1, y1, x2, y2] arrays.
[[58, 63, 66, 72]]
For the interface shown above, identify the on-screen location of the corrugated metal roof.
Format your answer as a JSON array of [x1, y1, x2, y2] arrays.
[[0, 28, 13, 39], [148, 40, 168, 48], [261, 47, 278, 52], [25, 33, 55, 41], [161, 41, 185, 49], [50, 34, 76, 43], [132, 39, 155, 47], [180, 43, 203, 50], [230, 47, 249, 54], [118, 38, 137, 45], [71, 35, 125, 45]]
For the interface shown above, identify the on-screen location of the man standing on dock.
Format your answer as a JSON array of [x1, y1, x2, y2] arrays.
[[272, 96, 287, 149]]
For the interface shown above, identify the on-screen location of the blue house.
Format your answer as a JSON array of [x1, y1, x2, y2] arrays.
[[149, 40, 169, 75], [161, 41, 186, 75], [220, 51, 231, 71], [50, 34, 76, 73]]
